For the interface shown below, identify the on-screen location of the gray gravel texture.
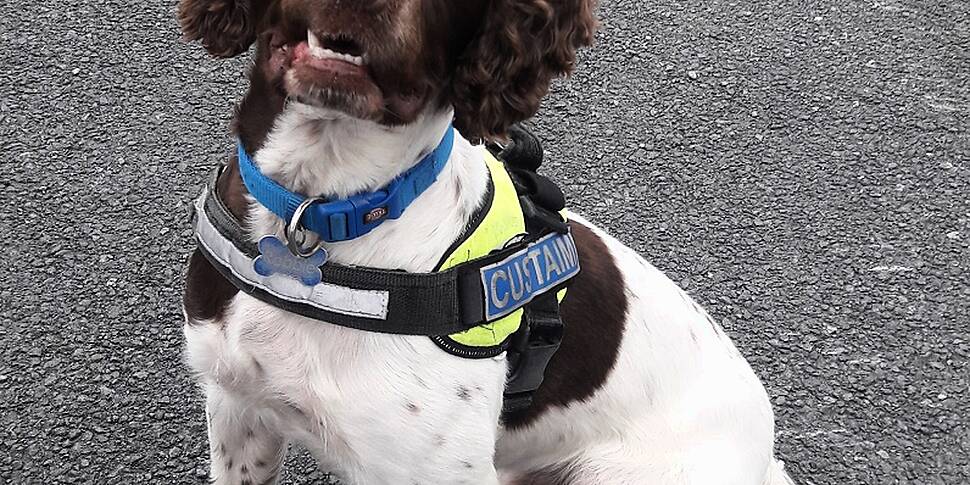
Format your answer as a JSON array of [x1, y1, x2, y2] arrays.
[[1, 0, 968, 483]]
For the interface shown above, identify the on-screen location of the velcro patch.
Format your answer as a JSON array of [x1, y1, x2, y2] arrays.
[[480, 232, 580, 321]]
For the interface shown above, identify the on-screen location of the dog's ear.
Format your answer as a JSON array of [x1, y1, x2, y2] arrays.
[[178, 0, 267, 58], [450, 0, 597, 142]]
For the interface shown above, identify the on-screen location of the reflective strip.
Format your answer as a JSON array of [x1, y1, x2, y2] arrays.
[[193, 194, 390, 320]]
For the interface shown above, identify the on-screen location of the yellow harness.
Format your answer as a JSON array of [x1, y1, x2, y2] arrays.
[[433, 151, 566, 353]]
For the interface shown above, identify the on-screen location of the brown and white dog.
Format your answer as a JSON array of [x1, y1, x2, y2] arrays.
[[178, 0, 796, 484]]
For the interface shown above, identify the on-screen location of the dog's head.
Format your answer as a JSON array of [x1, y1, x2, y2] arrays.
[[178, 0, 596, 141]]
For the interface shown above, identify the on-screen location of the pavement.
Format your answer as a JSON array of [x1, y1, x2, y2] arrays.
[[1, 0, 967, 483]]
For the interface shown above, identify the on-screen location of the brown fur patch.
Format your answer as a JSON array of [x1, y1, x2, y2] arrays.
[[182, 45, 275, 324], [503, 221, 628, 429], [183, 249, 240, 322], [450, 0, 597, 141], [217, 156, 252, 219], [178, 0, 270, 58], [182, 154, 250, 324]]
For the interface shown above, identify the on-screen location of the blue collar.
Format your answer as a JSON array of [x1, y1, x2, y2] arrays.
[[238, 126, 455, 243]]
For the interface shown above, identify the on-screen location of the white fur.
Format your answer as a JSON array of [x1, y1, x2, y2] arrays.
[[183, 102, 794, 484]]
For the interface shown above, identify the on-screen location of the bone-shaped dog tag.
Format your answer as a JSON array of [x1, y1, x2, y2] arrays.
[[253, 235, 327, 286]]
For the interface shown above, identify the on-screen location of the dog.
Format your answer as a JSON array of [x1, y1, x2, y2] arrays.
[[177, 0, 796, 484]]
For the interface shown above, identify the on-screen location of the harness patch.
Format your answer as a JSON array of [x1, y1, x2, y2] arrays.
[[480, 232, 579, 321]]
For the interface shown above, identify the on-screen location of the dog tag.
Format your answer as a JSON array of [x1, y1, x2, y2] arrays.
[[253, 235, 327, 286]]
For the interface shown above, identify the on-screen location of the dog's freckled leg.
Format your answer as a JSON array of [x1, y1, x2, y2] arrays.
[[205, 388, 287, 485]]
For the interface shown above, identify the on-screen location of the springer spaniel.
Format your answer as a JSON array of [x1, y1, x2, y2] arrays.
[[177, 0, 796, 484]]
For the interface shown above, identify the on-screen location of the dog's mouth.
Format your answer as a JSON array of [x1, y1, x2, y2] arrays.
[[271, 29, 427, 123]]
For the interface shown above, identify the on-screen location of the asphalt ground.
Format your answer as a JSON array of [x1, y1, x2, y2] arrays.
[[1, 0, 968, 483]]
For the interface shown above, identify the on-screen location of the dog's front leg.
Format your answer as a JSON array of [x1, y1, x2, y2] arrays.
[[204, 385, 287, 485]]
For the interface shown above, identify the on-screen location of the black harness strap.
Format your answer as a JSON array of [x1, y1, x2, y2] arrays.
[[489, 125, 571, 421], [502, 293, 564, 418], [196, 162, 578, 337]]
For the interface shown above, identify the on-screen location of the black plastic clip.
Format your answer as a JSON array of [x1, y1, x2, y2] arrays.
[[503, 296, 565, 410]]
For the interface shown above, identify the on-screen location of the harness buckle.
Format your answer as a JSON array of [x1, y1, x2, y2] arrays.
[[504, 296, 565, 396]]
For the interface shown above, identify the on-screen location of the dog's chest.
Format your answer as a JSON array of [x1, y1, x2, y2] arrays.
[[182, 126, 510, 466], [186, 292, 507, 454]]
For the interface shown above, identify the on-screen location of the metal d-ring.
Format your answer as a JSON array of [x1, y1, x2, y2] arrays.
[[285, 197, 324, 258]]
